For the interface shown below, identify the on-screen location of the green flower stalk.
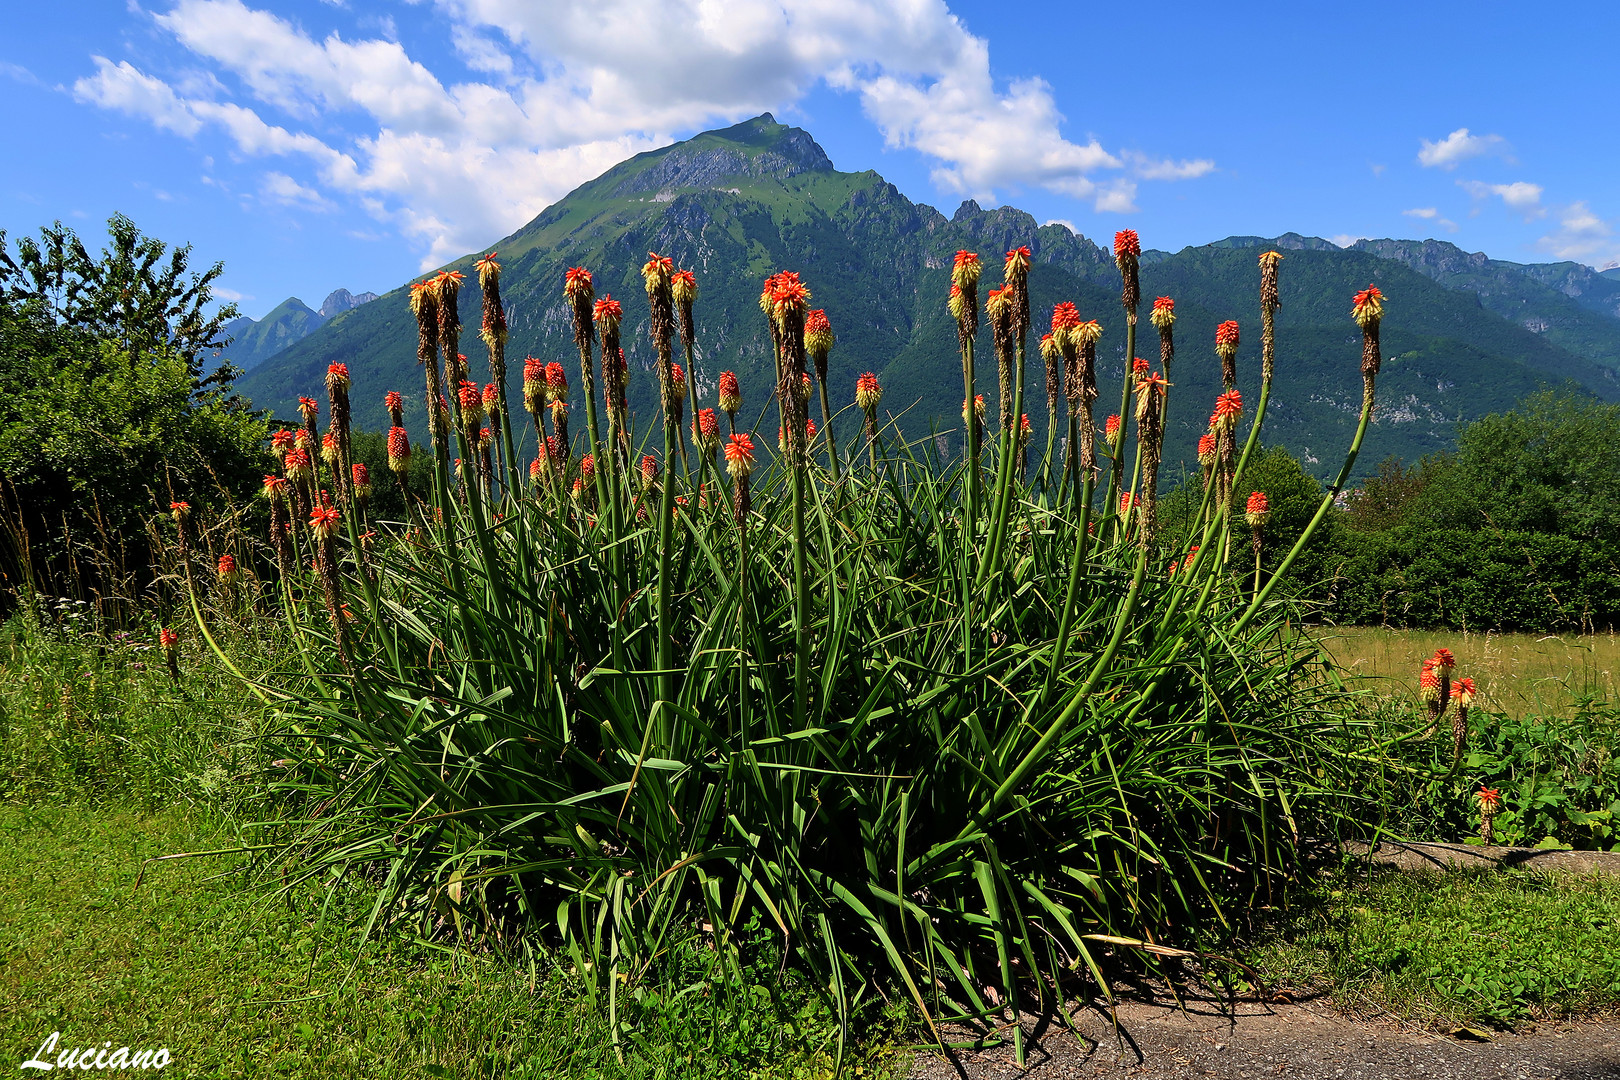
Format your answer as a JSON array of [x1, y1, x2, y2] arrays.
[[673, 269, 698, 476], [1244, 490, 1269, 598], [1259, 251, 1282, 387]]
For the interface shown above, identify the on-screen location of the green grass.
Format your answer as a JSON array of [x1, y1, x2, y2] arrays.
[[0, 805, 905, 1079], [1315, 626, 1620, 714], [1246, 864, 1620, 1028]]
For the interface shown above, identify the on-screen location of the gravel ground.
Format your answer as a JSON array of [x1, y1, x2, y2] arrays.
[[909, 998, 1620, 1080]]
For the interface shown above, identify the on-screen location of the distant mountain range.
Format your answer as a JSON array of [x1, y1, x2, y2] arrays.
[[236, 115, 1620, 481], [222, 288, 378, 370]]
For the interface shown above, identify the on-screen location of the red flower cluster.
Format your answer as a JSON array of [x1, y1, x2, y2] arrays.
[[1197, 433, 1216, 464], [951, 250, 981, 288], [592, 295, 622, 330], [310, 506, 342, 539], [1113, 230, 1141, 259], [1003, 246, 1031, 278], [564, 266, 593, 301], [1215, 320, 1240, 351], [856, 372, 882, 413], [1050, 302, 1081, 335], [298, 397, 319, 419], [724, 432, 756, 478], [1132, 357, 1150, 377], [670, 363, 686, 399], [384, 390, 403, 413], [1476, 787, 1502, 812], [1209, 390, 1243, 431], [1105, 414, 1121, 443], [719, 370, 742, 414], [159, 628, 178, 650], [1352, 284, 1384, 326]]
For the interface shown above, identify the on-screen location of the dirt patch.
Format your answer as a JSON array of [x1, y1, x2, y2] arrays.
[[1347, 840, 1620, 878], [909, 998, 1620, 1079]]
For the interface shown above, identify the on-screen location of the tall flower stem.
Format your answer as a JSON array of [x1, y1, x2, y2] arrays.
[[1104, 317, 1134, 539]]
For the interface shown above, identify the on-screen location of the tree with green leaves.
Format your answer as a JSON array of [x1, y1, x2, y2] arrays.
[[0, 217, 267, 609], [0, 214, 241, 390]]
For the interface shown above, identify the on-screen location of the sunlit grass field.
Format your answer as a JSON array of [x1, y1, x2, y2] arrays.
[[1312, 626, 1620, 714]]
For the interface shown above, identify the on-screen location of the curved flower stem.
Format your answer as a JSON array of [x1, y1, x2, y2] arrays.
[[1233, 376, 1376, 635]]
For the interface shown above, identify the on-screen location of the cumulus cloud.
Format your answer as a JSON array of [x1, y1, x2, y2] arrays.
[[1327, 234, 1365, 249], [1458, 179, 1545, 220], [1418, 127, 1510, 170], [71, 0, 1214, 266], [1402, 206, 1458, 233], [1536, 201, 1615, 266]]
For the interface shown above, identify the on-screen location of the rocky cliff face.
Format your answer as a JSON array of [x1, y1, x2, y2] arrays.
[[319, 288, 380, 319]]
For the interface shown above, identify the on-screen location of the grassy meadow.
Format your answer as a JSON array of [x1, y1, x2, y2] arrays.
[[1316, 626, 1620, 714]]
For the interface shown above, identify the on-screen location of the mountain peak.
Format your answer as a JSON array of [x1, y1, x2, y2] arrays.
[[607, 113, 832, 197]]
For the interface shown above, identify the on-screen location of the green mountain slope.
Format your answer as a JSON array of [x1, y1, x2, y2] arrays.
[[1350, 238, 1620, 369], [222, 297, 323, 371], [239, 115, 1620, 483]]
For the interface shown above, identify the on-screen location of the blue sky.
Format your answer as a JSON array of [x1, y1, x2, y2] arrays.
[[3, 1, 1615, 320]]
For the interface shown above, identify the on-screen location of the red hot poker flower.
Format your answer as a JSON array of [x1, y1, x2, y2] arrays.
[[298, 397, 320, 420], [1113, 230, 1141, 259], [856, 372, 882, 412], [1210, 390, 1243, 432], [159, 628, 179, 650], [1003, 246, 1031, 280], [1215, 320, 1240, 356], [719, 371, 742, 414], [1452, 677, 1477, 706], [1051, 301, 1081, 334], [1105, 414, 1122, 444], [1197, 433, 1216, 464], [1353, 284, 1384, 327], [564, 266, 593, 301], [724, 432, 756, 478], [310, 506, 342, 539], [1132, 357, 1150, 378], [384, 390, 403, 413], [640, 454, 658, 486], [1432, 648, 1456, 671], [1476, 787, 1503, 812], [951, 250, 981, 289], [546, 361, 568, 395], [670, 363, 686, 399], [1149, 296, 1176, 330], [592, 295, 622, 331]]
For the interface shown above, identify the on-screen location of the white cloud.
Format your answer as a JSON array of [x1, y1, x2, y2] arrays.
[[1043, 218, 1077, 234], [1402, 206, 1458, 233], [0, 61, 44, 87], [1121, 151, 1215, 181], [1459, 179, 1545, 220], [76, 0, 1215, 264], [260, 171, 332, 210], [1328, 234, 1365, 248], [1536, 201, 1616, 266], [1417, 127, 1510, 170], [213, 286, 252, 301]]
